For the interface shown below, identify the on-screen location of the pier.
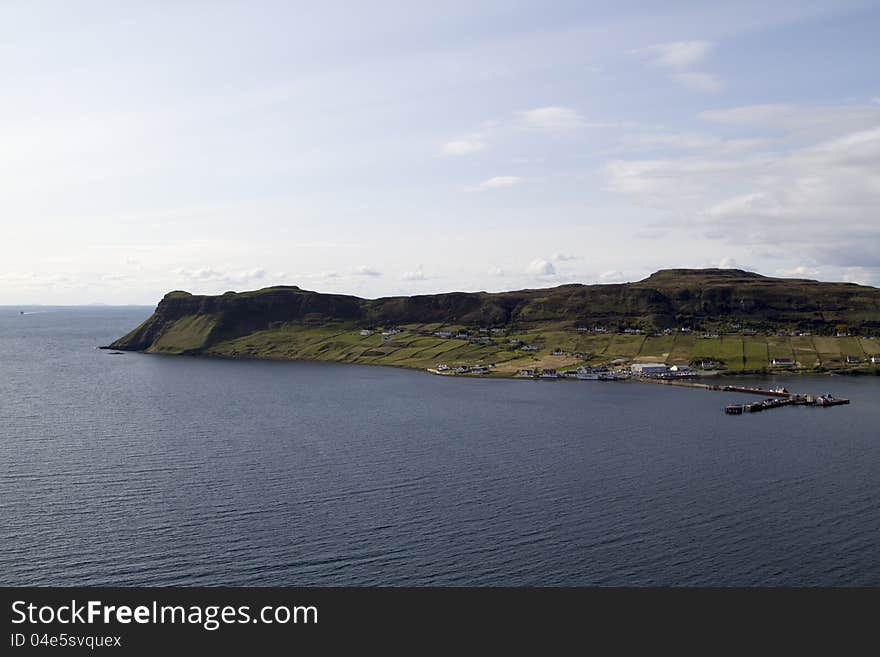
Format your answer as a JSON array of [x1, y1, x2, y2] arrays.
[[633, 376, 850, 414]]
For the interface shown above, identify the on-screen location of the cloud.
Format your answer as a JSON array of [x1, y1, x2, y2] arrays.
[[487, 267, 504, 276], [631, 40, 720, 93], [603, 107, 880, 280], [478, 175, 521, 190], [699, 103, 880, 136], [352, 266, 382, 277], [526, 258, 556, 276], [599, 270, 625, 283], [442, 138, 485, 156], [520, 106, 584, 132], [551, 252, 578, 262], [633, 41, 713, 70], [673, 72, 722, 93], [401, 266, 428, 281]]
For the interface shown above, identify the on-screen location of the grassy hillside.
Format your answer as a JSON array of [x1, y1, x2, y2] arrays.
[[108, 268, 880, 375]]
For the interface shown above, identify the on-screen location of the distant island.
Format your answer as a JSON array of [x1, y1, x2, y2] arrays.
[[107, 269, 880, 377]]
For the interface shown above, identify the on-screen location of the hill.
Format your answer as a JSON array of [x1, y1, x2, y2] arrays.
[[108, 269, 880, 374]]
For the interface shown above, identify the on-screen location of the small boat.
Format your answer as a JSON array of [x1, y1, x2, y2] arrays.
[[725, 404, 744, 415]]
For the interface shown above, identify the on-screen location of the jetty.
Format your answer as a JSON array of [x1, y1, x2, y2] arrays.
[[633, 376, 850, 414]]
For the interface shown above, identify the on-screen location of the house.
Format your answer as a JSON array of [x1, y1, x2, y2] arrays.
[[576, 366, 599, 380], [551, 349, 564, 356], [670, 365, 690, 372], [455, 365, 470, 373], [436, 364, 449, 371], [434, 331, 453, 338], [871, 356, 880, 364], [576, 327, 590, 332], [359, 329, 373, 337], [561, 370, 579, 378], [540, 369, 558, 379], [382, 335, 393, 343], [837, 331, 849, 337], [520, 344, 538, 352], [630, 363, 669, 376], [509, 338, 521, 345], [517, 369, 536, 377], [470, 366, 489, 374], [700, 360, 718, 370], [771, 358, 794, 366], [455, 332, 469, 339], [845, 356, 862, 364]]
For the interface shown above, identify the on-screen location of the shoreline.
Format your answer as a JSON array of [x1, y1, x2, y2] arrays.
[[101, 345, 879, 379]]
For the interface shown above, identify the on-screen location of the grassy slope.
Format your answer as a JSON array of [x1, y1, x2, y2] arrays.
[[161, 321, 880, 375]]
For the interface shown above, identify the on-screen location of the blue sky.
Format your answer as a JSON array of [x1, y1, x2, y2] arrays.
[[1, 0, 879, 303]]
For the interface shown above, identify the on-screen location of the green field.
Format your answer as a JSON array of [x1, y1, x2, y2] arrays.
[[176, 322, 880, 376]]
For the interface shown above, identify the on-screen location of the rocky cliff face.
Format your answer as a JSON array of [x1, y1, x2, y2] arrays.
[[109, 269, 880, 353]]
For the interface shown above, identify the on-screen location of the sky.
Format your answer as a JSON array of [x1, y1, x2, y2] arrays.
[[1, 0, 879, 304]]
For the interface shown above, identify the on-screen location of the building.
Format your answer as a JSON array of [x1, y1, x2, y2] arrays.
[[771, 358, 794, 366], [846, 356, 862, 364], [871, 356, 880, 365], [517, 369, 535, 377], [520, 344, 538, 352], [551, 349, 564, 356], [630, 363, 669, 376], [434, 331, 453, 338], [359, 329, 373, 337], [540, 369, 558, 379], [670, 365, 690, 372]]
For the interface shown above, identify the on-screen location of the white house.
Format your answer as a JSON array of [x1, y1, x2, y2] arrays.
[[630, 363, 668, 376], [771, 358, 794, 366], [871, 356, 880, 364]]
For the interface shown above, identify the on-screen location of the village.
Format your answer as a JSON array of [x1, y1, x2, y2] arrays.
[[347, 320, 880, 391]]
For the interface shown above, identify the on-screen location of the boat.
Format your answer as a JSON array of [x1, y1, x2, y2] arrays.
[[725, 404, 744, 415]]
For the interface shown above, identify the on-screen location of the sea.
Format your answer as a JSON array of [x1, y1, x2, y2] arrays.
[[1, 306, 878, 586]]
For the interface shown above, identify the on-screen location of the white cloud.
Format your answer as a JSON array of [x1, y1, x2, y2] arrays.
[[599, 270, 625, 283], [551, 252, 578, 261], [603, 108, 880, 279], [526, 258, 556, 276], [673, 72, 722, 93], [699, 104, 880, 136], [520, 106, 584, 132], [634, 41, 714, 70], [478, 175, 522, 190], [487, 267, 504, 276], [442, 138, 485, 156], [401, 266, 428, 281], [631, 40, 720, 93], [352, 266, 382, 277]]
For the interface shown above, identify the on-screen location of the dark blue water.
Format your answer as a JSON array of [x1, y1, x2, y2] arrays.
[[1, 306, 879, 586]]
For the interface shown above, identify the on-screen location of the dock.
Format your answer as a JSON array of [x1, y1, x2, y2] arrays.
[[633, 376, 850, 414]]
